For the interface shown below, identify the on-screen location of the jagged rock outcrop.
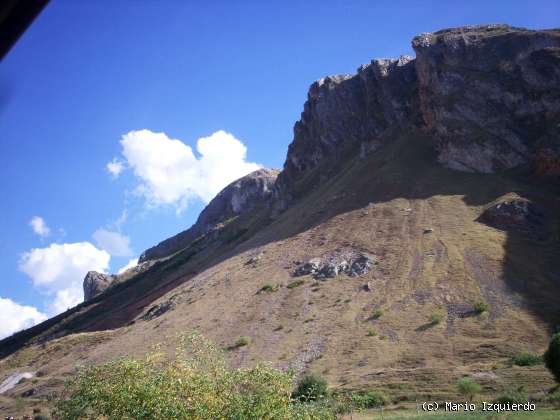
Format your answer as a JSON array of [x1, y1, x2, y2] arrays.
[[83, 271, 116, 301], [139, 168, 280, 262], [478, 194, 545, 233], [413, 24, 560, 173]]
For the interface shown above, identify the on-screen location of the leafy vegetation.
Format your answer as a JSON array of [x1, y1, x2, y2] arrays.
[[227, 336, 252, 350], [512, 352, 543, 366], [366, 328, 378, 337], [545, 332, 560, 382], [372, 309, 384, 319], [55, 333, 334, 419], [429, 312, 444, 325], [287, 279, 305, 289], [456, 377, 482, 401], [348, 391, 386, 408], [259, 283, 280, 293], [473, 301, 489, 314], [292, 374, 328, 402]]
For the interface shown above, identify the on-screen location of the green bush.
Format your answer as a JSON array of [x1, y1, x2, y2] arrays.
[[495, 386, 528, 404], [287, 280, 305, 289], [259, 283, 279, 293], [473, 301, 489, 314], [230, 336, 252, 349], [545, 332, 560, 382], [456, 377, 482, 401], [350, 391, 386, 408], [512, 352, 543, 366], [430, 312, 444, 325], [372, 309, 384, 319], [292, 374, 328, 402], [366, 328, 377, 337], [55, 332, 333, 419]]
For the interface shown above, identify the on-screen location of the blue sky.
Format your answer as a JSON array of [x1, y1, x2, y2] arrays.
[[0, 0, 558, 337]]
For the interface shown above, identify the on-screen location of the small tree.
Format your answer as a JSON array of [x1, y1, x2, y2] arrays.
[[545, 332, 560, 382], [456, 377, 481, 401], [293, 374, 328, 401]]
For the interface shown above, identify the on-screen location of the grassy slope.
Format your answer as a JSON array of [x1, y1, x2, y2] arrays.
[[1, 129, 559, 416]]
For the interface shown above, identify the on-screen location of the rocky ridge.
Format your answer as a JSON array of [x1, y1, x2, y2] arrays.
[[139, 168, 280, 262]]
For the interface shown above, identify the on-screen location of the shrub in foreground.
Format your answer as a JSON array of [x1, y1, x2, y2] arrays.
[[292, 374, 329, 402], [545, 332, 560, 382], [349, 391, 386, 408], [55, 333, 334, 419]]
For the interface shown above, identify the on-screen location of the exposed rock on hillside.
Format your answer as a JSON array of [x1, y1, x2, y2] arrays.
[[294, 250, 375, 279], [413, 24, 560, 172], [139, 168, 280, 262], [478, 194, 545, 233], [83, 271, 116, 301]]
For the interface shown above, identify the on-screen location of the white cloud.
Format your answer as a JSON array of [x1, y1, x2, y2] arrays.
[[18, 242, 110, 315], [29, 216, 50, 237], [117, 257, 138, 274], [0, 297, 48, 339], [115, 129, 261, 211], [92, 229, 132, 257], [106, 158, 125, 177]]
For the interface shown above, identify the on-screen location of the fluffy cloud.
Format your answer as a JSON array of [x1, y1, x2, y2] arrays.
[[19, 242, 110, 315], [29, 216, 50, 237], [106, 158, 125, 177], [117, 257, 138, 274], [0, 297, 48, 339], [113, 129, 261, 210], [93, 228, 132, 257]]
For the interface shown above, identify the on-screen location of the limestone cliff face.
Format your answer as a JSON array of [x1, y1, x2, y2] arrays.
[[413, 24, 560, 173], [139, 168, 280, 262], [274, 24, 560, 209]]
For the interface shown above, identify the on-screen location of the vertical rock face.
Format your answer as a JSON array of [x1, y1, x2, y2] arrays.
[[138, 168, 280, 262], [274, 56, 417, 207], [412, 24, 560, 173], [83, 271, 115, 301]]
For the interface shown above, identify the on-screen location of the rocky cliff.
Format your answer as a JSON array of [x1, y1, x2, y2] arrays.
[[274, 24, 560, 209], [139, 168, 280, 262], [413, 24, 560, 173]]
